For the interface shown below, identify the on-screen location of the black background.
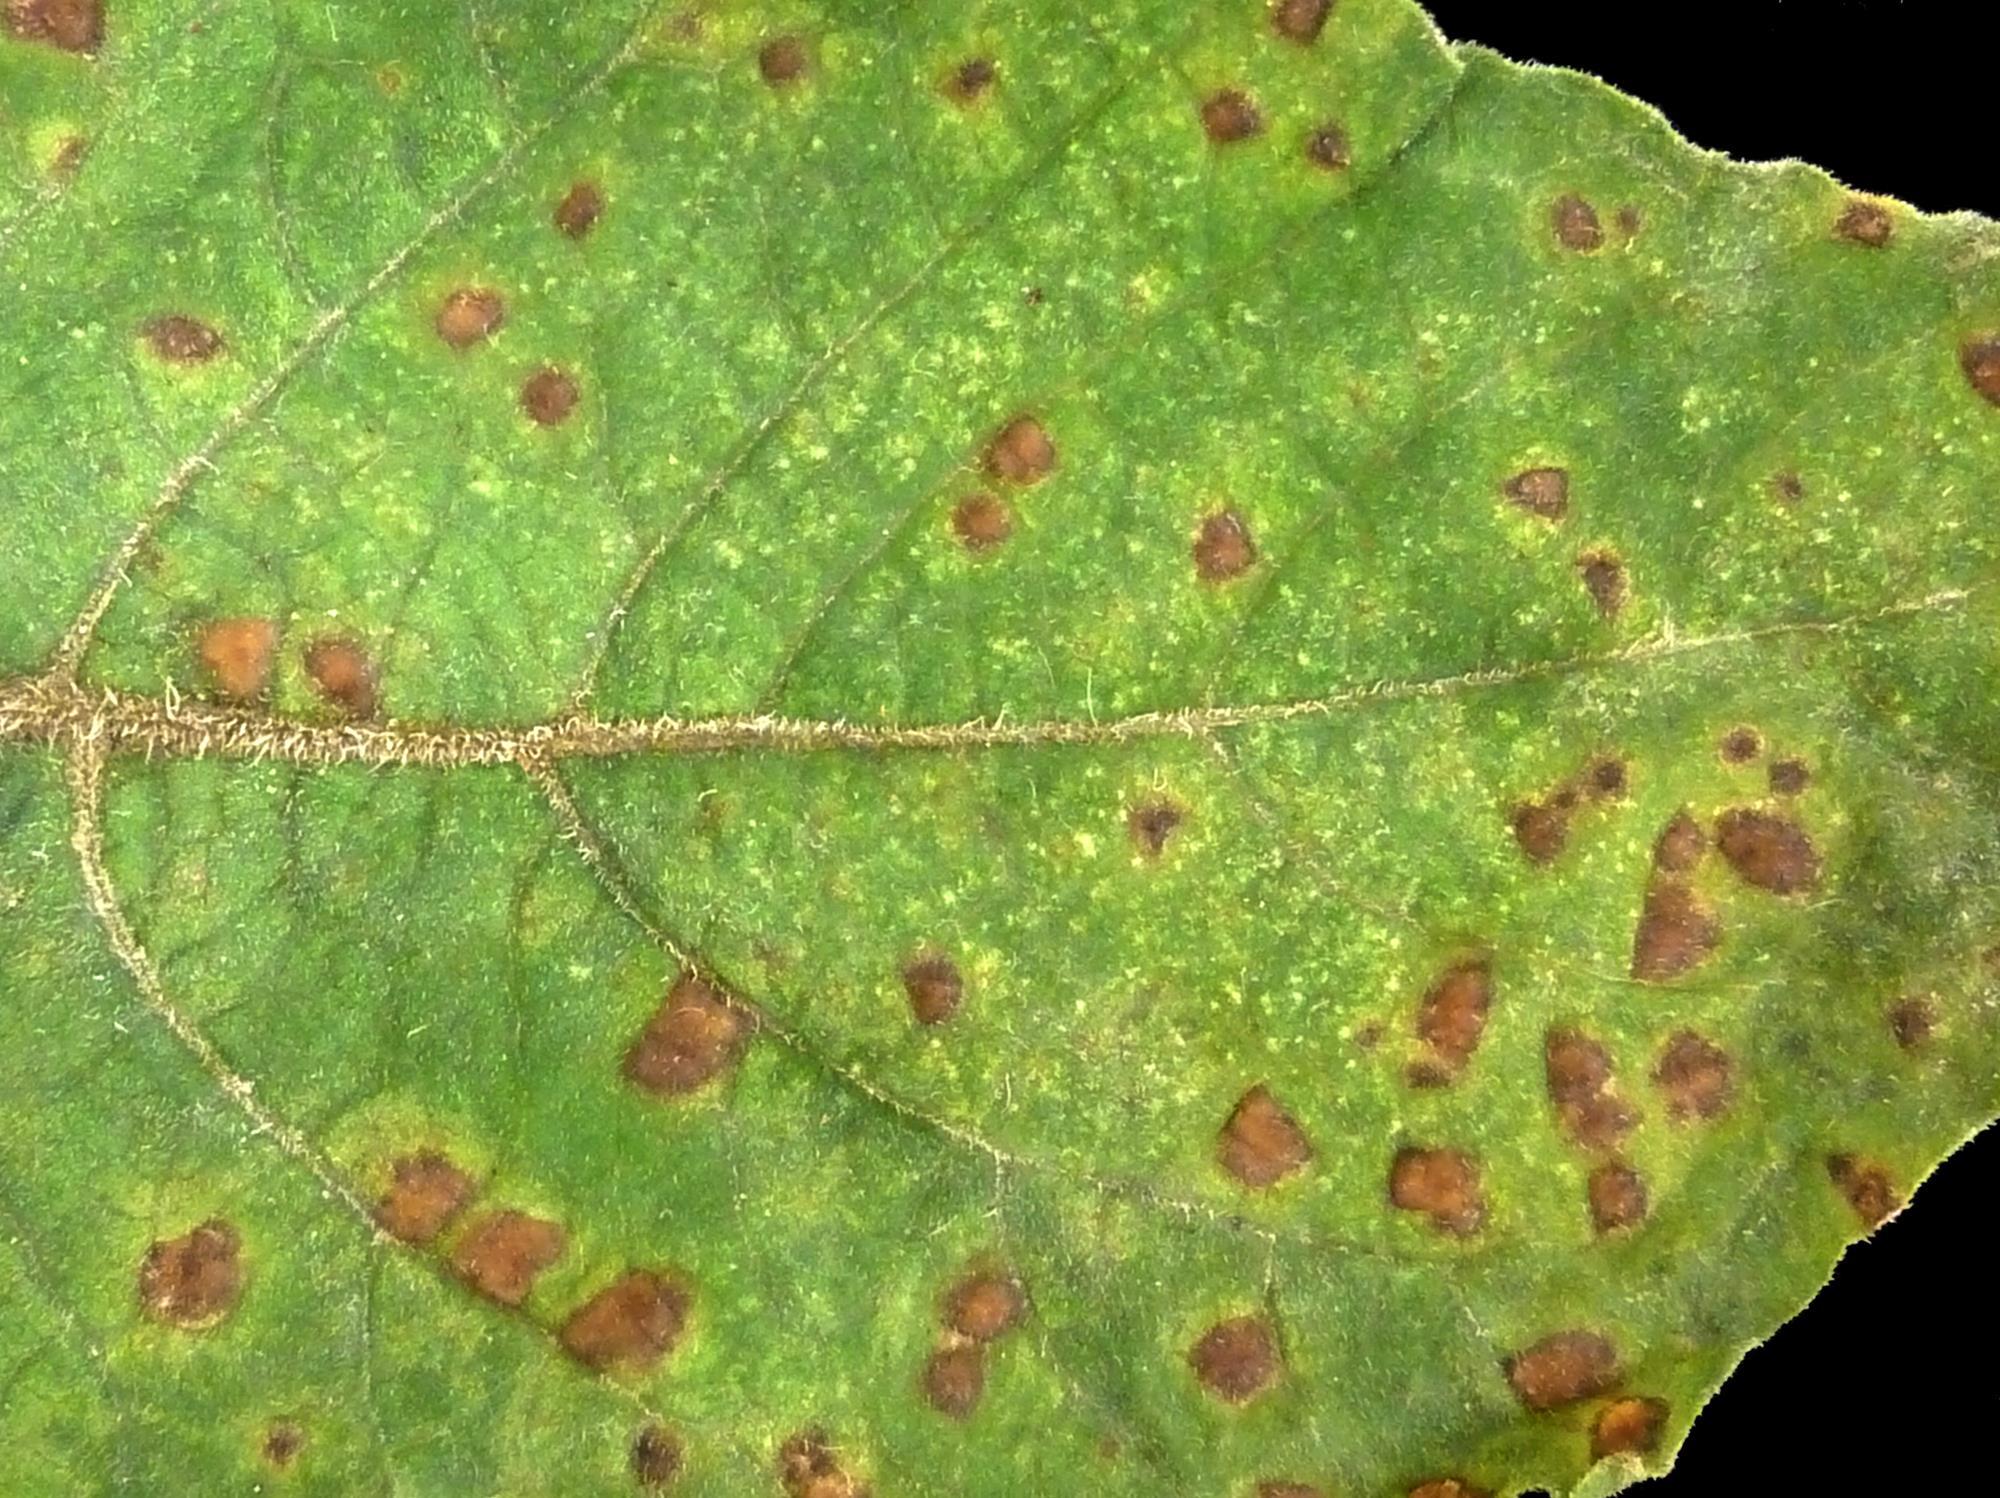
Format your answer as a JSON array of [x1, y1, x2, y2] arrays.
[[1415, 3, 1997, 1493]]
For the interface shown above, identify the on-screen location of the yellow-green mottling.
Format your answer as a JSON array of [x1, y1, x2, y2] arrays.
[[3, 1, 1998, 1495]]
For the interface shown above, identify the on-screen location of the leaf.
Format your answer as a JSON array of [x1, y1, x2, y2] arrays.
[[1, 2, 1997, 1494]]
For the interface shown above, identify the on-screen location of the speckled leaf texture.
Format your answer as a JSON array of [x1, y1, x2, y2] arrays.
[[2, 2, 1997, 1495]]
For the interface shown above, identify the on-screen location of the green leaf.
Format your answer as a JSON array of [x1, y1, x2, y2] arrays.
[[3, 2, 1997, 1495]]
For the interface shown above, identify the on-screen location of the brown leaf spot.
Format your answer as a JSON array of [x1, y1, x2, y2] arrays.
[[1768, 756, 1811, 796], [1630, 879, 1721, 983], [902, 954, 963, 1027], [1827, 1154, 1899, 1229], [260, 1420, 304, 1469], [143, 314, 225, 365], [624, 973, 752, 1095], [1217, 1084, 1313, 1188], [1552, 193, 1604, 252], [303, 637, 379, 718], [1615, 204, 1644, 237], [1505, 1330, 1620, 1412], [1188, 1315, 1279, 1403], [1834, 198, 1893, 247], [982, 415, 1055, 485], [1415, 959, 1492, 1075], [1127, 798, 1184, 858], [1304, 123, 1351, 172], [950, 493, 1012, 552], [1409, 1481, 1491, 1498], [1962, 335, 2000, 407], [631, 1423, 684, 1487], [1718, 725, 1763, 763], [1503, 466, 1569, 521], [197, 617, 278, 701], [1270, 0, 1334, 43], [435, 287, 505, 349], [943, 1268, 1027, 1341], [758, 34, 809, 88], [1588, 1161, 1649, 1234], [1651, 810, 1707, 875], [1257, 1485, 1325, 1498], [944, 56, 996, 105], [522, 367, 581, 426], [778, 1430, 869, 1498], [554, 180, 606, 239], [3, 0, 102, 53], [1577, 549, 1628, 618], [1889, 995, 1936, 1051], [1545, 1028, 1638, 1150], [452, 1209, 566, 1306], [137, 1219, 242, 1329], [1388, 1146, 1485, 1236], [1714, 807, 1821, 894], [1587, 756, 1629, 800], [1653, 1032, 1734, 1122], [560, 1269, 691, 1373], [922, 1343, 985, 1419], [1592, 1395, 1667, 1459], [1509, 797, 1571, 864], [50, 133, 89, 180], [374, 1149, 475, 1245], [1193, 510, 1258, 581], [1200, 88, 1263, 145]]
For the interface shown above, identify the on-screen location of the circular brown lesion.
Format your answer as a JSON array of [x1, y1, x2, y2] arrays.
[[137, 1219, 243, 1329], [758, 34, 811, 88], [1199, 89, 1264, 145]]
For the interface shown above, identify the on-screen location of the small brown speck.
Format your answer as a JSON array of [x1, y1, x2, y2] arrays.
[[1545, 1028, 1638, 1151], [902, 954, 963, 1027], [1714, 806, 1821, 894], [1217, 1084, 1313, 1188], [983, 415, 1055, 485], [375, 1149, 475, 1245], [197, 617, 278, 701], [1769, 757, 1811, 796], [923, 1343, 984, 1418], [1504, 1330, 1620, 1412], [435, 287, 506, 349], [1127, 798, 1184, 858], [143, 314, 225, 365], [1388, 1146, 1484, 1236], [1592, 1396, 1667, 1459], [1188, 1315, 1279, 1403], [945, 56, 996, 105], [1827, 1153, 1899, 1229], [554, 180, 606, 239], [1552, 194, 1604, 252], [1577, 549, 1628, 618], [1771, 470, 1805, 505], [624, 973, 752, 1094], [1962, 335, 2000, 407], [943, 1269, 1027, 1341], [4, 0, 103, 53], [758, 34, 809, 87], [630, 1424, 683, 1487], [1652, 810, 1707, 875], [1270, 0, 1334, 44], [778, 1430, 866, 1498], [1193, 510, 1258, 581], [138, 1219, 242, 1329], [1889, 995, 1936, 1051], [452, 1209, 566, 1306], [1834, 198, 1893, 247], [1304, 123, 1350, 172], [521, 367, 581, 426], [559, 1269, 690, 1373], [1503, 466, 1570, 521], [950, 493, 1013, 552], [1719, 726, 1763, 764], [1588, 1161, 1648, 1234], [1630, 878, 1721, 983], [1200, 89, 1263, 145], [303, 637, 379, 718], [261, 1420, 304, 1469]]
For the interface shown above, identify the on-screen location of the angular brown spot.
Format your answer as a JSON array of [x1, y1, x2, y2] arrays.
[[1587, 755, 1628, 800], [1127, 798, 1184, 858], [1217, 1084, 1313, 1188], [1509, 797, 1570, 864], [1552, 193, 1604, 252], [1270, 0, 1334, 43], [1505, 1330, 1620, 1412], [1409, 1481, 1491, 1498], [260, 1420, 303, 1469], [1630, 879, 1721, 983], [631, 1423, 683, 1487], [758, 34, 809, 87], [143, 314, 224, 365], [1718, 725, 1763, 763], [3, 0, 102, 53], [950, 493, 1012, 552], [922, 1343, 985, 1419], [1188, 1315, 1279, 1403], [902, 954, 963, 1027], [1827, 1153, 1899, 1229], [197, 617, 278, 701], [1415, 959, 1492, 1075], [1962, 335, 2000, 407], [1768, 756, 1811, 796], [1834, 198, 1893, 247], [1388, 1146, 1485, 1236], [137, 1219, 242, 1329], [1545, 1028, 1638, 1150], [1615, 204, 1644, 237], [982, 415, 1055, 485], [1304, 123, 1351, 172], [1503, 466, 1569, 521], [1889, 995, 1936, 1051], [943, 1268, 1027, 1341], [560, 1269, 691, 1373], [1714, 807, 1821, 894], [452, 1209, 566, 1306], [1193, 509, 1258, 581], [624, 973, 752, 1095], [50, 133, 89, 180], [1592, 1395, 1668, 1459], [375, 1149, 475, 1245], [1771, 470, 1805, 505], [1200, 88, 1263, 144], [778, 1430, 868, 1498], [1653, 1032, 1733, 1122], [945, 56, 996, 105], [1652, 810, 1707, 875], [522, 367, 581, 426], [1588, 1161, 1649, 1234], [434, 287, 505, 349], [1577, 549, 1627, 618], [554, 180, 605, 239], [303, 637, 379, 718]]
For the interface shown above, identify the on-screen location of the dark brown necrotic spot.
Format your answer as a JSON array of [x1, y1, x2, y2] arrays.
[[554, 180, 605, 239], [1188, 1315, 1279, 1403], [1768, 756, 1811, 795], [1409, 1481, 1491, 1498], [1388, 1146, 1485, 1236], [950, 493, 1012, 552], [1652, 810, 1707, 874], [1270, 0, 1333, 43], [1588, 1161, 1648, 1234], [1834, 198, 1893, 247], [778, 1430, 868, 1498], [1503, 465, 1569, 521], [982, 415, 1055, 485], [1771, 470, 1805, 505], [1505, 1330, 1620, 1412], [1200, 89, 1263, 144], [624, 973, 751, 1094], [1587, 756, 1628, 799], [1509, 796, 1571, 864], [435, 287, 506, 349], [1718, 725, 1763, 763], [1545, 1028, 1638, 1151], [758, 34, 809, 86], [943, 1268, 1027, 1341], [1714, 807, 1821, 894], [1193, 509, 1258, 581], [1630, 878, 1721, 983], [1592, 1395, 1668, 1459], [1577, 549, 1628, 618], [1304, 123, 1351, 172], [137, 1219, 242, 1329], [631, 1423, 684, 1487], [303, 637, 379, 718], [902, 954, 963, 1027], [1827, 1153, 1899, 1229], [522, 367, 581, 426], [261, 1419, 304, 1469], [945, 56, 996, 104], [198, 617, 278, 701], [1217, 1084, 1313, 1187], [143, 314, 225, 365], [1652, 1031, 1734, 1122], [1615, 204, 1643, 236], [560, 1269, 690, 1373], [1889, 995, 1936, 1051], [922, 1343, 985, 1419], [452, 1209, 567, 1306], [1552, 193, 1604, 252], [3, 0, 102, 53], [1963, 335, 2000, 407], [1415, 959, 1492, 1075], [375, 1149, 475, 1245], [1127, 798, 1184, 858]]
